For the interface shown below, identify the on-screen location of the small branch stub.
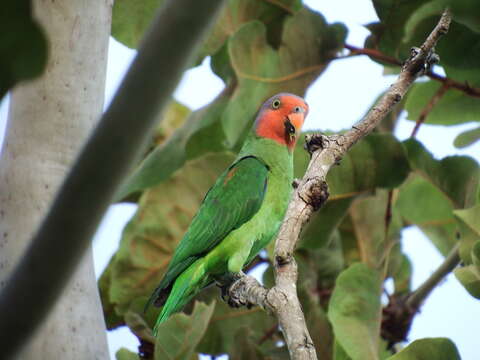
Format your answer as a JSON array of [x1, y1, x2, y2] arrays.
[[304, 133, 328, 155]]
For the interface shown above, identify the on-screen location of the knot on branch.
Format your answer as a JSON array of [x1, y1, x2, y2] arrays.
[[292, 178, 301, 189], [305, 133, 328, 156], [300, 178, 329, 211], [381, 294, 417, 349], [139, 339, 154, 359], [403, 46, 440, 76], [275, 252, 292, 267], [294, 336, 316, 354]]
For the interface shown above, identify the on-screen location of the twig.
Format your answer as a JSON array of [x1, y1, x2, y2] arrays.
[[343, 45, 480, 99], [227, 9, 452, 360], [384, 190, 394, 234], [0, 0, 226, 358], [406, 243, 460, 309], [381, 190, 395, 279], [258, 323, 280, 345], [426, 71, 480, 98], [410, 82, 450, 137], [344, 44, 401, 66]]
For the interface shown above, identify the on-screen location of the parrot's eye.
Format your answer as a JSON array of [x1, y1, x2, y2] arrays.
[[293, 106, 304, 113], [271, 99, 281, 109]]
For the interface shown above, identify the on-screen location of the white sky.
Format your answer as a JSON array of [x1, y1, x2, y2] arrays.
[[1, 0, 479, 359]]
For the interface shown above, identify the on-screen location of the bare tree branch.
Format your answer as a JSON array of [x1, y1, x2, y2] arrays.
[[343, 44, 480, 99], [410, 82, 450, 137], [227, 9, 452, 360], [0, 0, 225, 357], [406, 243, 460, 310], [344, 43, 402, 66]]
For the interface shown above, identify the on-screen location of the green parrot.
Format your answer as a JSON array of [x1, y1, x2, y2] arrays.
[[147, 93, 309, 333]]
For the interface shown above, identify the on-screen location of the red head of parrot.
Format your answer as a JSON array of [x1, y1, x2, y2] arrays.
[[254, 93, 309, 151]]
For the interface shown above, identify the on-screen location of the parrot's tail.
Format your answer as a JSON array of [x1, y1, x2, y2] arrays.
[[153, 259, 208, 335]]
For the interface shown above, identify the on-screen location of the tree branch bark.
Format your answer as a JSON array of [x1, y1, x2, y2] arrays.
[[406, 243, 460, 310], [410, 82, 450, 137], [0, 0, 225, 358], [227, 9, 452, 360]]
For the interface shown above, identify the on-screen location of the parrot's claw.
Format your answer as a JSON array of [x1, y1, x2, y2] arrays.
[[216, 272, 241, 303], [226, 285, 251, 308], [219, 284, 228, 301], [216, 272, 255, 309]]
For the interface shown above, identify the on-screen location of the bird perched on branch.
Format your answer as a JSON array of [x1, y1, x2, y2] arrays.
[[147, 93, 309, 334]]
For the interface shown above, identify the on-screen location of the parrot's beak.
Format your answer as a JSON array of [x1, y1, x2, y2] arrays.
[[285, 112, 305, 141]]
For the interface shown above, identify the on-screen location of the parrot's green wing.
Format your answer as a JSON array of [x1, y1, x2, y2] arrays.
[[147, 156, 269, 308]]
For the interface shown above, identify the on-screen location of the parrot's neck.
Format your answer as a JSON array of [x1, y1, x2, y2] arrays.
[[237, 133, 294, 179]]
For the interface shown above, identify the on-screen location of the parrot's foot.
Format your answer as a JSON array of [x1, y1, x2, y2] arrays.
[[216, 272, 242, 301], [216, 272, 255, 309], [226, 276, 255, 309]]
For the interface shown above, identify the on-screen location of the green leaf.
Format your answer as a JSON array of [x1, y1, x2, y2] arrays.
[[337, 216, 361, 265], [403, 139, 479, 209], [386, 338, 460, 360], [124, 311, 156, 344], [333, 340, 352, 360], [328, 263, 383, 360], [454, 204, 480, 236], [392, 254, 413, 296], [100, 153, 234, 318], [396, 176, 478, 262], [396, 176, 453, 225], [98, 256, 125, 329], [116, 348, 139, 360], [446, 0, 480, 33], [348, 190, 403, 270], [297, 242, 345, 296], [0, 2, 48, 99], [395, 175, 457, 255], [454, 265, 480, 299], [327, 134, 410, 197], [229, 327, 265, 360], [115, 99, 207, 201], [454, 126, 480, 148], [199, 0, 302, 62], [154, 301, 215, 360], [473, 240, 480, 267], [405, 81, 480, 126], [367, 0, 430, 58], [300, 197, 353, 250], [148, 101, 191, 151], [454, 240, 480, 298], [112, 0, 164, 49], [398, 139, 480, 257]]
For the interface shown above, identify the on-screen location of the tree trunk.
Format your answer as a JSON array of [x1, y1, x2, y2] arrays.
[[0, 0, 112, 358]]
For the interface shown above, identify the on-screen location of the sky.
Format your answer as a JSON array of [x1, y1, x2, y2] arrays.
[[1, 0, 479, 359]]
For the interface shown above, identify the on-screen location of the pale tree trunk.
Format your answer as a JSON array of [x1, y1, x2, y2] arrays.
[[0, 1, 112, 359]]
